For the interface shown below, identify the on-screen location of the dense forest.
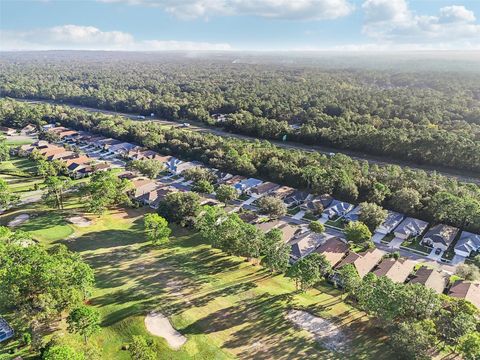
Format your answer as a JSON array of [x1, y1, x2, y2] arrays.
[[1, 52, 480, 172], [1, 98, 480, 233]]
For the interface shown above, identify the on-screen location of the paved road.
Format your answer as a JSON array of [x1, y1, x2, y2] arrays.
[[8, 97, 480, 185]]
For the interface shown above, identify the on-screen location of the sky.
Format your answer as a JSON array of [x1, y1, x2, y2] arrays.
[[1, 0, 480, 51]]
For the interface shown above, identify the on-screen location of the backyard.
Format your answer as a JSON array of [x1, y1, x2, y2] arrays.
[[0, 193, 392, 359]]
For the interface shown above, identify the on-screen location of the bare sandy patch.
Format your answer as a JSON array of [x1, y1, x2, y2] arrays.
[[68, 216, 92, 227], [286, 309, 348, 352], [8, 214, 30, 227], [145, 312, 186, 350]]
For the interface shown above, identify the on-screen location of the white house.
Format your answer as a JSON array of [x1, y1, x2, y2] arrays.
[[393, 217, 429, 240], [454, 231, 480, 258]]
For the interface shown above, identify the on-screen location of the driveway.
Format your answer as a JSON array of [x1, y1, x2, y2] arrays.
[[372, 232, 386, 244], [292, 210, 306, 220], [387, 236, 404, 249], [451, 254, 466, 265], [427, 248, 443, 261]]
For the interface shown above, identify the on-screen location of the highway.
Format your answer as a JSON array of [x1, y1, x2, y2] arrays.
[[9, 97, 480, 185]]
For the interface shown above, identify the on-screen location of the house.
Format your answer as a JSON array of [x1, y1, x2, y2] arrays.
[[322, 200, 354, 220], [393, 217, 429, 240], [290, 232, 325, 261], [140, 186, 176, 209], [372, 258, 416, 283], [301, 194, 333, 213], [335, 248, 385, 278], [97, 138, 121, 150], [130, 179, 160, 201], [454, 231, 480, 258], [57, 129, 79, 139], [270, 186, 295, 200], [37, 144, 65, 157], [118, 171, 139, 180], [255, 219, 282, 232], [238, 211, 259, 224], [449, 281, 480, 309], [343, 205, 362, 222], [376, 211, 404, 235], [315, 237, 349, 267], [409, 267, 447, 294], [234, 178, 263, 193], [215, 172, 234, 184], [47, 126, 69, 134], [421, 224, 459, 251], [65, 155, 91, 170], [92, 163, 111, 172], [284, 190, 312, 207], [173, 161, 202, 175], [0, 317, 14, 343], [108, 142, 137, 155], [21, 124, 37, 135], [0, 126, 16, 136], [249, 182, 279, 196], [278, 223, 299, 244], [47, 150, 75, 161], [224, 175, 246, 186], [164, 157, 183, 173]]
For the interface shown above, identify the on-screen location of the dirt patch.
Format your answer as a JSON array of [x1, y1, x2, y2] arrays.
[[8, 214, 30, 227], [68, 216, 92, 227], [111, 207, 149, 220], [145, 312, 187, 350], [285, 309, 348, 352]]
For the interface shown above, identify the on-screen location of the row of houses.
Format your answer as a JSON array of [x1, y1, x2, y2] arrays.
[[20, 125, 480, 260], [25, 126, 480, 259], [242, 213, 480, 308], [295, 235, 479, 307]]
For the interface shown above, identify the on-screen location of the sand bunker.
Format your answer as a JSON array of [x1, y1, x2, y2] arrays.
[[8, 214, 30, 227], [145, 312, 186, 350], [286, 309, 348, 352], [68, 216, 92, 227]]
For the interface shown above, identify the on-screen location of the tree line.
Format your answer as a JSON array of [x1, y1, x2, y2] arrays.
[[1, 99, 480, 233], [1, 54, 480, 172]]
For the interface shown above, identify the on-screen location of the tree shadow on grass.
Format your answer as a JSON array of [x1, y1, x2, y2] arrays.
[[61, 228, 145, 252]]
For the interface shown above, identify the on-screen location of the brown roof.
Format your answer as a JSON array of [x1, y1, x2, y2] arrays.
[[271, 186, 296, 199], [279, 223, 298, 244], [38, 145, 64, 156], [224, 175, 246, 186], [131, 179, 159, 198], [58, 130, 78, 138], [449, 281, 480, 308], [48, 151, 75, 160], [255, 220, 281, 232], [64, 155, 91, 167], [47, 126, 68, 134], [336, 248, 385, 278], [251, 182, 279, 195], [315, 237, 349, 267], [409, 267, 447, 294], [373, 258, 416, 283]]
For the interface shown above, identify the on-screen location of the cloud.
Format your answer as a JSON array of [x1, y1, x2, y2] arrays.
[[0, 24, 232, 51], [99, 0, 354, 20], [361, 0, 480, 47]]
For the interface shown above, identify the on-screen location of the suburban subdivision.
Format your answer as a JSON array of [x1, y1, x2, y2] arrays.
[[1, 2, 480, 352], [1, 87, 479, 359]]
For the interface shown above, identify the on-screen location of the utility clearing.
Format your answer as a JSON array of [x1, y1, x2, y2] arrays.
[[286, 309, 349, 352], [145, 312, 187, 350]]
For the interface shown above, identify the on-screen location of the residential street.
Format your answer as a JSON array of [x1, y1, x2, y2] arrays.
[[9, 97, 480, 185]]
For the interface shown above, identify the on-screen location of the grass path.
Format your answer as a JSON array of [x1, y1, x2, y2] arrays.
[[1, 204, 392, 359]]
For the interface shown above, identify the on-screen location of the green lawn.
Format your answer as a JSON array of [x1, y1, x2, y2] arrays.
[[400, 236, 431, 254], [0, 156, 43, 193], [325, 217, 345, 229], [1, 198, 392, 359]]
